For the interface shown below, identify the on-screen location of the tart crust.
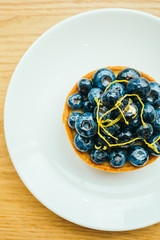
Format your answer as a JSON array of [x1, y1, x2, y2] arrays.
[[63, 66, 158, 172]]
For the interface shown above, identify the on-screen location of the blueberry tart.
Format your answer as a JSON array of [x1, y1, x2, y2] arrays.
[[63, 66, 160, 172]]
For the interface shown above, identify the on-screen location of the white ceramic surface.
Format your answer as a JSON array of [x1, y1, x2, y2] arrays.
[[4, 9, 160, 231]]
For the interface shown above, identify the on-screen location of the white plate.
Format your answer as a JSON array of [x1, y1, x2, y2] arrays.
[[4, 9, 160, 231]]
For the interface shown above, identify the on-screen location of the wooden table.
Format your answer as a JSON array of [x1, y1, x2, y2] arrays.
[[1, 1, 160, 239]]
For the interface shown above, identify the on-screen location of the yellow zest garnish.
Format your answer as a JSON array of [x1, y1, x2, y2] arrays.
[[95, 97, 100, 121], [94, 144, 102, 150], [117, 105, 129, 125], [144, 140, 160, 155], [100, 98, 125, 123], [99, 105, 117, 122], [103, 115, 122, 128], [102, 119, 113, 123], [102, 98, 132, 126], [126, 98, 138, 120], [151, 135, 160, 145], [96, 98, 118, 141], [94, 79, 159, 152], [125, 94, 146, 127], [104, 80, 129, 92], [109, 138, 141, 147], [97, 125, 111, 147], [100, 125, 118, 140]]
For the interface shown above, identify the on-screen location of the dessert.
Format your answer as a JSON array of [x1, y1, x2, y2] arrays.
[[63, 66, 160, 172]]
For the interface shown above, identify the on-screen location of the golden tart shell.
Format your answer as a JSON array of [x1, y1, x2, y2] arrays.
[[63, 66, 158, 172]]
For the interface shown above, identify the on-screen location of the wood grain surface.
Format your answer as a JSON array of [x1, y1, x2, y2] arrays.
[[1, 1, 160, 239]]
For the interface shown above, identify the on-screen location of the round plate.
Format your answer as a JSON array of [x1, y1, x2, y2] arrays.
[[4, 9, 160, 231]]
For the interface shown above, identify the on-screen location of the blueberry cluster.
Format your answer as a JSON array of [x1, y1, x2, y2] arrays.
[[67, 68, 160, 168]]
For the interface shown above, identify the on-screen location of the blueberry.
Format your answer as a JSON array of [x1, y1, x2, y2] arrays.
[[128, 145, 149, 167], [129, 115, 141, 128], [110, 99, 128, 119], [120, 99, 138, 122], [68, 112, 81, 129], [118, 121, 130, 131], [125, 102, 138, 121], [90, 149, 108, 164], [118, 98, 128, 109], [109, 149, 126, 167], [110, 108, 119, 119], [68, 93, 83, 109], [109, 82, 125, 97], [82, 100, 94, 112], [152, 108, 160, 131], [127, 77, 151, 98], [78, 78, 92, 95], [143, 103, 156, 123], [92, 68, 115, 90], [147, 91, 160, 107], [74, 134, 94, 152], [97, 135, 115, 146], [116, 129, 134, 148], [136, 123, 153, 140], [132, 97, 142, 111], [150, 82, 160, 92], [102, 123, 121, 136], [147, 134, 156, 144], [101, 89, 121, 107], [88, 88, 103, 106], [146, 82, 160, 107], [94, 105, 111, 121], [148, 135, 160, 156], [75, 112, 97, 137], [117, 68, 141, 80]]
